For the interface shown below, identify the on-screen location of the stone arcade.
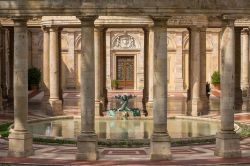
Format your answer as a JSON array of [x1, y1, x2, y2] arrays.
[[1, 0, 250, 160]]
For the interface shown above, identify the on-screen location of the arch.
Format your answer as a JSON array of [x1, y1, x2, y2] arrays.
[[183, 34, 189, 50], [75, 33, 82, 51], [167, 35, 176, 51]]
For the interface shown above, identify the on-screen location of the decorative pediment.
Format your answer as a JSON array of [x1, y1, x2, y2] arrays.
[[112, 34, 139, 49]]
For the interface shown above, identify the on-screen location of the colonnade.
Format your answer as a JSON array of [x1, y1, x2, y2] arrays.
[[0, 15, 246, 160]]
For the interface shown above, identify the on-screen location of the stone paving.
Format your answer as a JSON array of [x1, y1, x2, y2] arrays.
[[1, 91, 250, 165], [1, 138, 250, 165]]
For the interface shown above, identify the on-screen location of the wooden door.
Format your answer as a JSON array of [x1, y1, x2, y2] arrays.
[[116, 56, 134, 89]]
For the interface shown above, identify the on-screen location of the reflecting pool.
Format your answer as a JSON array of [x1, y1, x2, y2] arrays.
[[28, 118, 220, 140]]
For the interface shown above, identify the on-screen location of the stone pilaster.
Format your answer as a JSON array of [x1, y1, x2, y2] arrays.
[[241, 28, 249, 111], [47, 26, 63, 116], [42, 27, 50, 110], [76, 16, 98, 161], [150, 16, 172, 160], [94, 27, 104, 117], [174, 32, 184, 92], [188, 26, 208, 116], [8, 18, 34, 157], [214, 18, 241, 158], [235, 28, 243, 112], [146, 27, 154, 116]]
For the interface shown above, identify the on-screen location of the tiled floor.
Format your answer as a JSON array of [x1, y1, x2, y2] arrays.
[[1, 138, 250, 165], [2, 90, 250, 165]]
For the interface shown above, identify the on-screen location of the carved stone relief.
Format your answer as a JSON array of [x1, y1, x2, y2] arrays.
[[112, 34, 137, 49]]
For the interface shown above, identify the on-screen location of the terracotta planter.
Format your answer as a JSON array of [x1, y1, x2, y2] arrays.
[[213, 84, 220, 90]]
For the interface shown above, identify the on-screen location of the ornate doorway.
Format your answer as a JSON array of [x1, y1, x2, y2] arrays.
[[116, 56, 134, 89]]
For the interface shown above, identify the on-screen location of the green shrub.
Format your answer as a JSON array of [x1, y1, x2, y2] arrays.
[[211, 71, 220, 85], [28, 67, 41, 86], [111, 80, 119, 88], [0, 123, 11, 138]]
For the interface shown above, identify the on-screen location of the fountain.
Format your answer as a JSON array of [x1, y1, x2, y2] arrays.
[[106, 94, 141, 119]]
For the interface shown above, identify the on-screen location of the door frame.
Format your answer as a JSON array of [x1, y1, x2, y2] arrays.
[[112, 52, 138, 90]]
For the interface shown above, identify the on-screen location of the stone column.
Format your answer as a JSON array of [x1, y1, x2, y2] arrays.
[[235, 28, 243, 112], [8, 28, 14, 102], [241, 28, 249, 111], [188, 26, 208, 116], [0, 26, 3, 111], [8, 18, 34, 157], [241, 28, 249, 91], [200, 27, 209, 113], [76, 16, 98, 161], [150, 16, 172, 160], [47, 26, 63, 116], [1, 28, 8, 99], [146, 27, 154, 116], [42, 27, 50, 109], [214, 18, 241, 158], [94, 27, 104, 116]]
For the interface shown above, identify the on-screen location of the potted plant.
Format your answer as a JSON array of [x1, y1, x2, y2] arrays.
[[211, 71, 220, 90], [28, 67, 41, 91], [111, 80, 119, 90]]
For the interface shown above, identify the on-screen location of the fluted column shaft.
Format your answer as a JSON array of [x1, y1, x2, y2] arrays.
[[150, 17, 172, 160], [76, 16, 98, 161], [8, 18, 33, 157], [215, 18, 241, 158]]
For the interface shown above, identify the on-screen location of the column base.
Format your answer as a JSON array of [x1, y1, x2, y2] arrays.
[[95, 101, 103, 117], [150, 133, 172, 160], [8, 130, 34, 157], [76, 133, 98, 160], [214, 131, 241, 158], [47, 99, 63, 116], [188, 98, 208, 116], [146, 101, 153, 117]]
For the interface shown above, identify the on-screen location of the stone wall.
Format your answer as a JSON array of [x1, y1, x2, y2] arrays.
[[27, 27, 221, 92]]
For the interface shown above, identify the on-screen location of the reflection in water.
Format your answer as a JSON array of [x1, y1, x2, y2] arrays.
[[29, 119, 220, 140]]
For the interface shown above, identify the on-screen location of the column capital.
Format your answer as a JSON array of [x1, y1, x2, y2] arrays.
[[12, 17, 30, 27], [94, 26, 105, 32], [221, 15, 237, 27], [150, 16, 171, 27], [48, 26, 62, 32], [77, 16, 98, 27], [41, 26, 50, 33], [241, 28, 249, 35], [188, 25, 207, 32]]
